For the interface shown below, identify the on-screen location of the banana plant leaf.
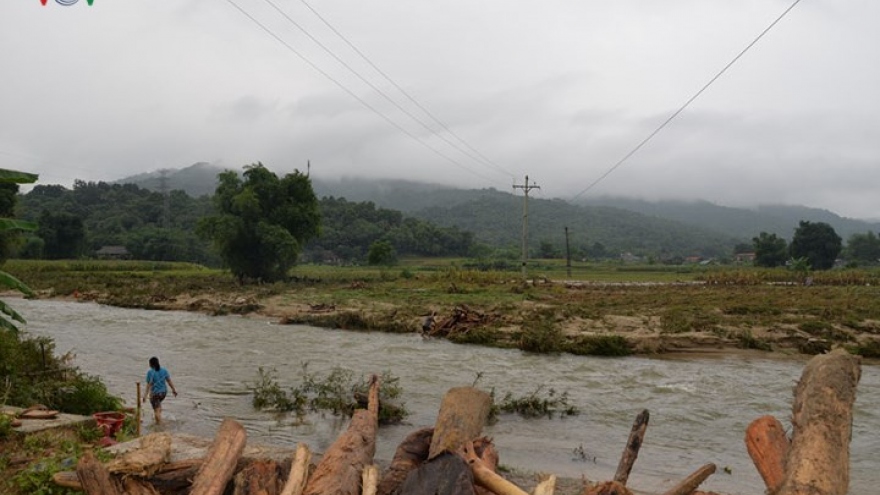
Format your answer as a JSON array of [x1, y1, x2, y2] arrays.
[[0, 169, 38, 184], [0, 218, 37, 232], [0, 299, 27, 333], [0, 271, 34, 297]]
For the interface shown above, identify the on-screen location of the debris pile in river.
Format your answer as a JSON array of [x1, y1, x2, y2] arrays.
[[54, 351, 861, 495]]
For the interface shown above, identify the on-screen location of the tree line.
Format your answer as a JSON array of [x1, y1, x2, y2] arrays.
[[751, 220, 880, 270], [13, 164, 477, 279]]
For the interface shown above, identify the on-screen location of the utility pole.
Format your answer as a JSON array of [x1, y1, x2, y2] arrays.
[[565, 226, 571, 278], [158, 169, 171, 228], [513, 175, 540, 280]]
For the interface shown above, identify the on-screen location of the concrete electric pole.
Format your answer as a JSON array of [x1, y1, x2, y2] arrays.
[[513, 175, 540, 280]]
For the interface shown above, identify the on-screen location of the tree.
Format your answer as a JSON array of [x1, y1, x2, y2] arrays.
[[367, 240, 397, 266], [752, 232, 788, 268], [790, 221, 842, 270], [845, 231, 880, 265], [198, 163, 320, 282], [37, 210, 86, 259]]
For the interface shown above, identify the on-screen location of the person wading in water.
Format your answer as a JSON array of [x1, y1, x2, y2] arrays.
[[143, 356, 178, 424]]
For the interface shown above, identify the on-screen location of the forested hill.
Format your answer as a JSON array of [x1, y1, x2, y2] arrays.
[[113, 163, 880, 258], [119, 164, 880, 243], [580, 197, 880, 242], [411, 193, 742, 259], [117, 165, 742, 258]]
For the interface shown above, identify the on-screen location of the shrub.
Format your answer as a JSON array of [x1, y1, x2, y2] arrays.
[[735, 330, 772, 351], [567, 335, 632, 357], [518, 313, 563, 353], [847, 339, 880, 358]]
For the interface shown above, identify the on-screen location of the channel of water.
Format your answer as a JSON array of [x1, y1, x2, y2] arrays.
[[16, 298, 879, 495]]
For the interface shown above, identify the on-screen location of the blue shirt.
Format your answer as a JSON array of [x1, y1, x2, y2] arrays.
[[146, 367, 170, 395]]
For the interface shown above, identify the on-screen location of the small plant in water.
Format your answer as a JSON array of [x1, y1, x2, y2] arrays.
[[495, 385, 580, 419], [251, 364, 408, 424]]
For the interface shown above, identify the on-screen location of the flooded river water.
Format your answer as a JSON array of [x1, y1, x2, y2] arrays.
[[17, 298, 879, 495]]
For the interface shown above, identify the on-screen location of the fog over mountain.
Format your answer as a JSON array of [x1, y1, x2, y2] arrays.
[[118, 163, 880, 244], [4, 1, 880, 220]]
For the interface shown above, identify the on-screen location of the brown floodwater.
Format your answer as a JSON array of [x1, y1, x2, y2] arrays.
[[17, 298, 879, 495]]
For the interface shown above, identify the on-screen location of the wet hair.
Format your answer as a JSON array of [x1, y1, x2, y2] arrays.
[[149, 357, 160, 371]]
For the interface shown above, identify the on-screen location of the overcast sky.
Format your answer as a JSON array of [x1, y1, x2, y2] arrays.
[[2, 0, 879, 218]]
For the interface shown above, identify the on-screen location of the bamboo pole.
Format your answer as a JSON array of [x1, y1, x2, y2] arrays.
[[136, 382, 142, 437]]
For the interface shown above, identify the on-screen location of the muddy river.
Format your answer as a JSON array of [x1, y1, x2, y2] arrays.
[[16, 298, 878, 495]]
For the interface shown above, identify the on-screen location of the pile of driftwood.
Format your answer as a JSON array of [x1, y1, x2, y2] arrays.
[[428, 305, 498, 339], [55, 350, 861, 495]]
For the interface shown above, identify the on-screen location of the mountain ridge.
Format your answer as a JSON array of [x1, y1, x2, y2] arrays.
[[116, 163, 880, 254]]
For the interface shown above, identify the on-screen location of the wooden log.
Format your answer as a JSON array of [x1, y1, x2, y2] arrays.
[[106, 432, 173, 477], [428, 387, 492, 460], [399, 451, 475, 495], [304, 375, 380, 495], [778, 350, 861, 495], [189, 418, 248, 495], [659, 463, 716, 495], [583, 481, 633, 495], [363, 464, 379, 495], [533, 474, 557, 495], [75, 450, 123, 495], [464, 441, 530, 495], [744, 415, 789, 493], [121, 477, 161, 495], [54, 458, 204, 491], [280, 443, 312, 495], [377, 427, 434, 495], [233, 460, 281, 495], [613, 409, 649, 486]]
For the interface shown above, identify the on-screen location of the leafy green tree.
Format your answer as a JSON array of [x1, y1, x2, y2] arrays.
[[367, 240, 397, 266], [538, 240, 560, 259], [790, 221, 842, 270], [752, 232, 788, 268], [198, 163, 320, 282], [845, 231, 880, 265], [37, 210, 86, 259]]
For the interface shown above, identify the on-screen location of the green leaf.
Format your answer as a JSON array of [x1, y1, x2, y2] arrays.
[[0, 168, 38, 184], [0, 298, 27, 325], [0, 271, 35, 296], [0, 218, 37, 232], [0, 312, 21, 333]]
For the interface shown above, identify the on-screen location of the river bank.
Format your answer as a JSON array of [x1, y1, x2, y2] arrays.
[[45, 276, 880, 359], [6, 259, 880, 358]]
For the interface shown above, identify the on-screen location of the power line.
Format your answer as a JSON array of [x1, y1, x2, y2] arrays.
[[297, 0, 516, 179], [260, 0, 514, 180], [223, 0, 499, 184], [571, 0, 804, 201]]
